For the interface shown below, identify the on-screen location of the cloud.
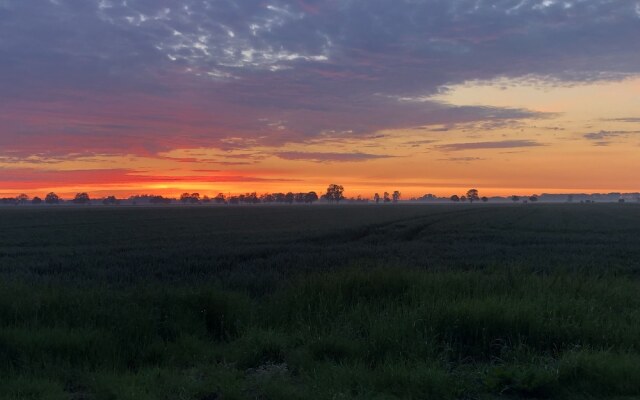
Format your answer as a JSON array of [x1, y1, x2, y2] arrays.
[[436, 140, 544, 152], [438, 157, 484, 163], [275, 151, 394, 162], [1, 0, 639, 161], [403, 139, 439, 148], [0, 168, 299, 190], [604, 118, 640, 123], [583, 130, 640, 145], [583, 131, 625, 141]]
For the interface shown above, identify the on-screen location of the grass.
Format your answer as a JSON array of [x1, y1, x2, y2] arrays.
[[1, 204, 639, 399]]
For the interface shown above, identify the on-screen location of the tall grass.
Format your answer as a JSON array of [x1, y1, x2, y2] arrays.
[[0, 267, 639, 398]]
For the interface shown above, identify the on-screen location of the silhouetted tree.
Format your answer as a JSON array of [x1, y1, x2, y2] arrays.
[[214, 193, 226, 204], [243, 192, 259, 204], [466, 189, 479, 203], [102, 196, 119, 205], [511, 195, 520, 203], [260, 193, 275, 203], [392, 191, 401, 203], [481, 196, 488, 203], [304, 192, 318, 204], [325, 184, 345, 203], [32, 196, 43, 205], [450, 195, 460, 202], [373, 193, 380, 204], [419, 194, 437, 202], [284, 192, 295, 204], [149, 195, 171, 204], [273, 193, 286, 203], [45, 192, 60, 204], [460, 195, 467, 202], [202, 195, 211, 203], [73, 193, 91, 204], [180, 193, 200, 204], [529, 195, 539, 202], [383, 192, 391, 203], [15, 194, 29, 205]]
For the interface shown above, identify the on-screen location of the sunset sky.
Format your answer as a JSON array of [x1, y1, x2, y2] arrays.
[[1, 0, 639, 198]]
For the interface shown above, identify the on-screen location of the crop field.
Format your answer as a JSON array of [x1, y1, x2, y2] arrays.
[[1, 204, 640, 399]]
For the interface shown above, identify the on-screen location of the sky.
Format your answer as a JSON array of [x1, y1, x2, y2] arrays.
[[1, 0, 639, 198]]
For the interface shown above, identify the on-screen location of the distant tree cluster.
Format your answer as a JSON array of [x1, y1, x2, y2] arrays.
[[0, 192, 62, 205], [180, 193, 201, 204], [450, 189, 487, 203], [171, 191, 321, 205], [417, 194, 438, 202], [45, 193, 60, 204], [218, 191, 320, 205], [323, 184, 345, 203], [16, 194, 29, 204], [0, 191, 323, 206], [372, 190, 401, 204], [73, 193, 91, 204], [102, 196, 119, 205], [129, 195, 172, 205], [509, 194, 539, 203], [0, 197, 18, 205]]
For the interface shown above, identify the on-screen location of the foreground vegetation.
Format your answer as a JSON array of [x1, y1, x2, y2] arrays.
[[1, 204, 639, 399]]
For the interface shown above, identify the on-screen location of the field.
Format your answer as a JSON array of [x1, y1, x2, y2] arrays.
[[1, 204, 640, 399]]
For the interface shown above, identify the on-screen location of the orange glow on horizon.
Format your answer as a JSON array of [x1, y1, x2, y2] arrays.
[[2, 78, 639, 200]]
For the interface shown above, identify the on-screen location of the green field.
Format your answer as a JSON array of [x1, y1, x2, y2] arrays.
[[1, 204, 640, 399]]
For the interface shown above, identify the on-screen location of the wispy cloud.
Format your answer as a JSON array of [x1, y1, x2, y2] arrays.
[[403, 139, 439, 148], [584, 131, 626, 141], [583, 130, 640, 145], [275, 151, 394, 163], [438, 157, 485, 163], [436, 140, 544, 152], [0, 168, 299, 190], [602, 118, 640, 123]]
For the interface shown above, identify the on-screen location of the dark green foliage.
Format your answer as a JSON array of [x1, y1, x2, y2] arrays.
[[1, 204, 640, 398]]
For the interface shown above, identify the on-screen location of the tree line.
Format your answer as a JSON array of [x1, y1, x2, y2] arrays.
[[0, 186, 548, 206], [0, 185, 345, 205], [447, 190, 539, 203]]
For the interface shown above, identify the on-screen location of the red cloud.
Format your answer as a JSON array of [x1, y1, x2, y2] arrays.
[[0, 168, 298, 191]]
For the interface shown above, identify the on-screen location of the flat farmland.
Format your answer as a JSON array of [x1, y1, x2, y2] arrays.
[[1, 204, 640, 399]]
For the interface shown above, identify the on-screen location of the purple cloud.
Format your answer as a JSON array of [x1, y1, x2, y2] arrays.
[[583, 130, 640, 146], [275, 151, 394, 162], [604, 118, 640, 123], [436, 140, 544, 152]]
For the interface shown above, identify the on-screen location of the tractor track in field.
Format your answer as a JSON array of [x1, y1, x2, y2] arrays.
[[395, 207, 491, 242], [305, 206, 493, 246]]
